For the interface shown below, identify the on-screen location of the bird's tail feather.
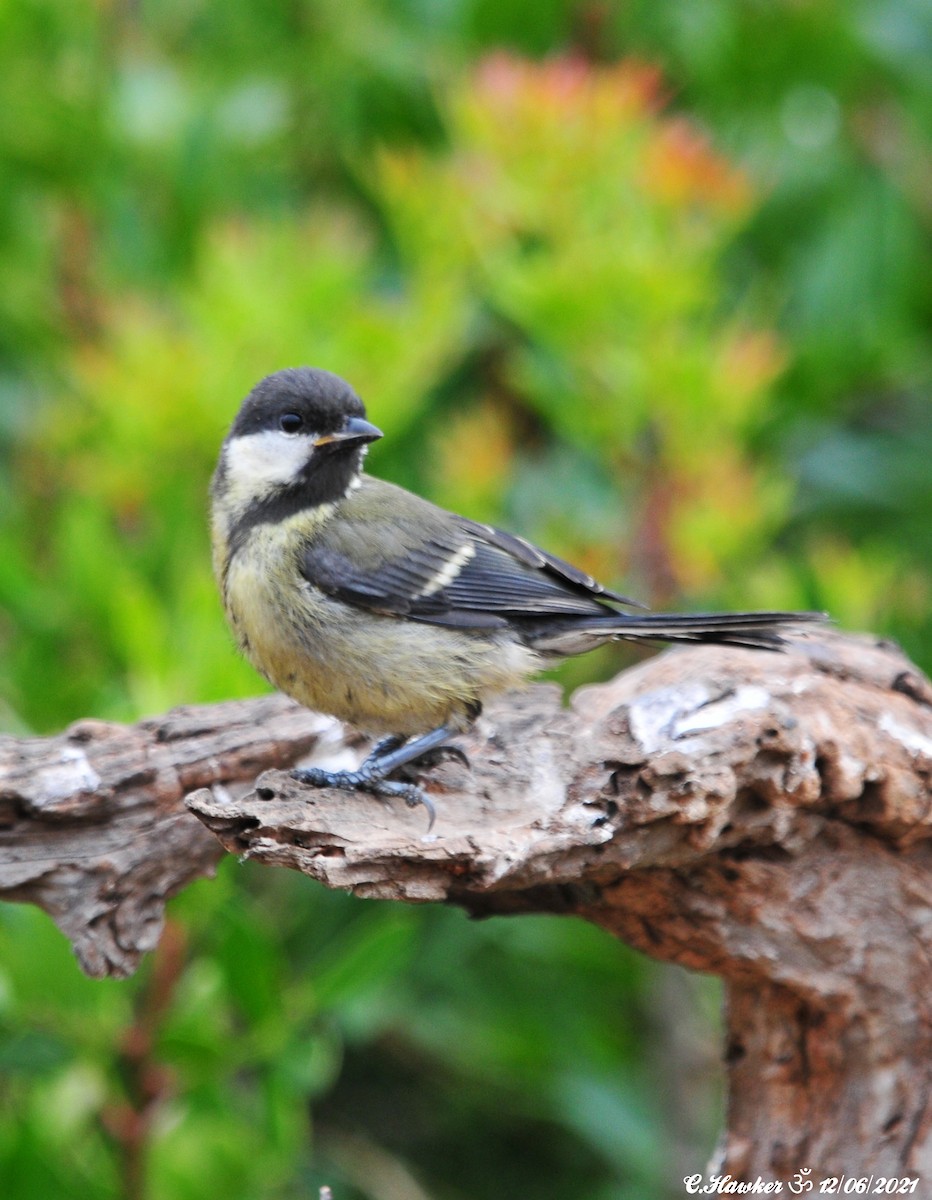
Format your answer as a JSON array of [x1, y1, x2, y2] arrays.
[[533, 610, 827, 654], [603, 610, 826, 650]]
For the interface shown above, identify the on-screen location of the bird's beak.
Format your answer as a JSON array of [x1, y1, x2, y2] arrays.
[[314, 417, 384, 448]]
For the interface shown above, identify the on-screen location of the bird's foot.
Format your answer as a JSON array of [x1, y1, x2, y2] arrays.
[[291, 764, 435, 830], [390, 743, 470, 782], [291, 723, 463, 832], [364, 734, 407, 761]]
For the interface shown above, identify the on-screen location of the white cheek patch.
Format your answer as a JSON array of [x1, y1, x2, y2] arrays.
[[222, 430, 315, 506]]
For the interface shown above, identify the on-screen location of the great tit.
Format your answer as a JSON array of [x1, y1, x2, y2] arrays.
[[211, 367, 824, 828]]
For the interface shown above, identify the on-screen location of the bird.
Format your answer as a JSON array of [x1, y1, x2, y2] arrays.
[[211, 367, 824, 829]]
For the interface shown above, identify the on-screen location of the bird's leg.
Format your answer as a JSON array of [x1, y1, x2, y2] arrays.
[[292, 724, 465, 832], [360, 725, 469, 775]]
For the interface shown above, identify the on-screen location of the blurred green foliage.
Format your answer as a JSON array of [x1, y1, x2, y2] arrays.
[[0, 1, 929, 1197]]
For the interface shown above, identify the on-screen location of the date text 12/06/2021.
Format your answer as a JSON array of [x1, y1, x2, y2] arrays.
[[683, 1172, 919, 1195]]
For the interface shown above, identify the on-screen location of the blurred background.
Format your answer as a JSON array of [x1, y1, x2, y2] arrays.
[[1, 1, 930, 1197]]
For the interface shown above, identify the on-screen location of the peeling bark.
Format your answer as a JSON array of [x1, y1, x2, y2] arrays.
[[2, 632, 931, 1183]]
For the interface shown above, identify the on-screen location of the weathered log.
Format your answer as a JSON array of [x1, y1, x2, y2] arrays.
[[187, 632, 932, 1184], [2, 631, 931, 1183]]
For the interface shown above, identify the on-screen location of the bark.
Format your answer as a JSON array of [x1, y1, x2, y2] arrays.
[[3, 631, 931, 1183], [0, 695, 342, 977]]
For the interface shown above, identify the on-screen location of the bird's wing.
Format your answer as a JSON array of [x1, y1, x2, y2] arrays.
[[299, 482, 638, 631]]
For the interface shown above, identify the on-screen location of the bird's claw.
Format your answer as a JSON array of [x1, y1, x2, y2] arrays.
[[422, 744, 470, 770], [364, 734, 407, 762], [290, 765, 436, 832], [290, 725, 463, 832], [393, 743, 470, 780], [365, 776, 436, 832]]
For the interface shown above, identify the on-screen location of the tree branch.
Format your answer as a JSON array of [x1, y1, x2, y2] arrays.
[[3, 631, 932, 1181], [186, 632, 932, 1183], [0, 696, 344, 977]]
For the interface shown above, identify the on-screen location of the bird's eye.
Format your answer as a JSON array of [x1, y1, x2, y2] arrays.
[[279, 413, 303, 434]]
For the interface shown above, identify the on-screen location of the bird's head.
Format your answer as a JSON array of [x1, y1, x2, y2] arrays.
[[212, 367, 383, 520]]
